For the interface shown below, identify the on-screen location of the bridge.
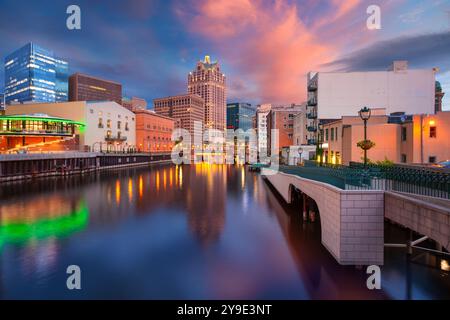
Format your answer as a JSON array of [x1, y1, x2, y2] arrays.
[[261, 162, 450, 266]]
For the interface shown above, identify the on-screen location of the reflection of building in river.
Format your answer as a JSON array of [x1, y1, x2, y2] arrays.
[[0, 195, 88, 281], [263, 184, 386, 299], [83, 166, 183, 222], [0, 196, 88, 246], [47, 164, 226, 246], [185, 164, 226, 245]]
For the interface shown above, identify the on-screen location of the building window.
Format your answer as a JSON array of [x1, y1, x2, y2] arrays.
[[107, 119, 111, 129], [117, 121, 121, 129], [106, 130, 111, 138], [325, 128, 329, 141], [429, 126, 436, 138], [335, 127, 338, 141], [401, 154, 407, 163], [98, 118, 104, 128], [331, 128, 334, 141], [429, 156, 436, 163], [401, 127, 407, 141]]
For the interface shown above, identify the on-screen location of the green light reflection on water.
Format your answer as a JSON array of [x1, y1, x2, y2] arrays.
[[0, 201, 89, 250]]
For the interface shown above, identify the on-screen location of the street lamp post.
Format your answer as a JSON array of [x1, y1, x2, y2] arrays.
[[358, 106, 372, 168]]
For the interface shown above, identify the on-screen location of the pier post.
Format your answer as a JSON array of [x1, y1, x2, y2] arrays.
[[302, 193, 308, 221]]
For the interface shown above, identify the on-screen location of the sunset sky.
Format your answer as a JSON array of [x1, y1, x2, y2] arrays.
[[0, 0, 449, 109]]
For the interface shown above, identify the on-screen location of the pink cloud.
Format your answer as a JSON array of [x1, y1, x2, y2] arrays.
[[176, 0, 385, 104]]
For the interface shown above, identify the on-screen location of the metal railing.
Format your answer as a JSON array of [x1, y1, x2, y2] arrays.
[[307, 112, 317, 119], [279, 160, 450, 199]]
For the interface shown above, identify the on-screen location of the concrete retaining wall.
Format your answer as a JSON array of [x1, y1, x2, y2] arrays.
[[262, 169, 384, 265], [385, 191, 450, 251]]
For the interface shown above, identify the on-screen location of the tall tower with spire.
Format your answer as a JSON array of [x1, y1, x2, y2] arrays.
[[188, 56, 226, 131]]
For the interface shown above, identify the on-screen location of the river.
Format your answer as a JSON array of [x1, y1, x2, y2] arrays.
[[0, 164, 449, 299]]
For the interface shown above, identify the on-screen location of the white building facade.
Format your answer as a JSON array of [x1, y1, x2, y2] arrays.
[[256, 103, 271, 156], [4, 101, 136, 152], [85, 101, 136, 151], [306, 61, 437, 144], [293, 104, 307, 146]]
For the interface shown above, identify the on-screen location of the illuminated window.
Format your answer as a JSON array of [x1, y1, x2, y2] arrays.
[[429, 126, 436, 138], [107, 119, 111, 128], [98, 118, 104, 128]]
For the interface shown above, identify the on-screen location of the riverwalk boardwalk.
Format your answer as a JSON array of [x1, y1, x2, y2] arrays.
[[0, 152, 171, 181], [262, 162, 450, 266]]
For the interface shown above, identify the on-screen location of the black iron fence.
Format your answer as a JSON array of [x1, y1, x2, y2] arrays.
[[279, 160, 450, 199]]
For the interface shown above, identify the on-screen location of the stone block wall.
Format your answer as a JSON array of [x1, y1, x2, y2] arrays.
[[263, 169, 384, 265], [385, 191, 450, 251]]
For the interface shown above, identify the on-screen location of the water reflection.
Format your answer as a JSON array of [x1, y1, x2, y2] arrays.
[[0, 164, 449, 299], [0, 197, 88, 249]]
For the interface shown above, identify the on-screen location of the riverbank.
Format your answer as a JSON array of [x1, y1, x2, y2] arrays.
[[0, 152, 172, 182]]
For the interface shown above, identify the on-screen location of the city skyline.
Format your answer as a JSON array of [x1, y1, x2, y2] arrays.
[[0, 0, 449, 110]]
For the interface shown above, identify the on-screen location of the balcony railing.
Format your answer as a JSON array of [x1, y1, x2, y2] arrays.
[[307, 112, 317, 119], [307, 99, 317, 106], [307, 83, 317, 91], [307, 139, 316, 145], [307, 126, 317, 132], [105, 135, 127, 142]]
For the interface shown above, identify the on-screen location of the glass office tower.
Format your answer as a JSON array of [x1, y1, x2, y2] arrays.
[[0, 93, 4, 110], [226, 103, 255, 131], [4, 43, 68, 104]]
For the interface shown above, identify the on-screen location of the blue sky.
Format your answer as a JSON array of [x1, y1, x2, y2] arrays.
[[0, 0, 449, 109]]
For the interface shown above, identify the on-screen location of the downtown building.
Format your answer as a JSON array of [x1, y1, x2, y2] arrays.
[[321, 110, 450, 165], [293, 104, 308, 146], [188, 56, 226, 132], [266, 104, 304, 157], [153, 93, 204, 143], [122, 96, 147, 112], [4, 43, 69, 104], [69, 73, 122, 105], [2, 101, 136, 153], [306, 61, 437, 145], [226, 102, 255, 131], [435, 80, 445, 113], [134, 109, 174, 153], [255, 104, 272, 156]]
